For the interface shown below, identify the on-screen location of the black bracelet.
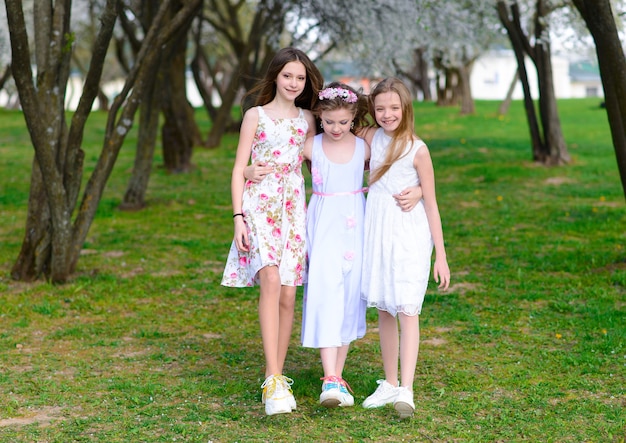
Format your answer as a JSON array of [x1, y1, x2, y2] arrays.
[[233, 213, 244, 218]]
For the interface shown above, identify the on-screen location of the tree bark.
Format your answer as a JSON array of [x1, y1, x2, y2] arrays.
[[415, 47, 432, 102], [120, 53, 164, 210], [571, 0, 626, 199], [120, 0, 202, 208], [7, 0, 96, 282], [498, 70, 519, 116], [533, 0, 569, 164], [458, 59, 475, 115], [497, 1, 545, 162], [6, 0, 201, 282], [161, 0, 200, 172], [0, 64, 11, 90], [393, 47, 432, 102]]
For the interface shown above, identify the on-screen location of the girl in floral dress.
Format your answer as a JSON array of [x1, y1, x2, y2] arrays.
[[221, 47, 323, 416]]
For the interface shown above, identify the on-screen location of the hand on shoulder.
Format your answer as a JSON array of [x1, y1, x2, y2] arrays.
[[356, 126, 377, 146]]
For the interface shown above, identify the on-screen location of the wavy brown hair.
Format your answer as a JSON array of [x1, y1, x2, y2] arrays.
[[243, 47, 324, 113], [367, 77, 417, 185], [313, 82, 369, 134]]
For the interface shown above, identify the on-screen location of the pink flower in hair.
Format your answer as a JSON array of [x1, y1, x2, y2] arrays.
[[318, 87, 358, 103]]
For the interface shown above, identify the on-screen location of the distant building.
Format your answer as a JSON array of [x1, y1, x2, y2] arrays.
[[568, 59, 603, 98], [319, 49, 604, 102], [470, 49, 603, 100]]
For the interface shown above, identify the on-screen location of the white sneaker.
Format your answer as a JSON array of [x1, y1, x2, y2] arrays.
[[319, 376, 354, 408], [393, 386, 415, 419], [261, 375, 292, 415], [320, 385, 343, 408], [362, 379, 400, 408], [278, 375, 297, 410], [338, 380, 355, 407]]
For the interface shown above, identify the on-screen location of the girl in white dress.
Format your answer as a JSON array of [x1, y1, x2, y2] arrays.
[[221, 47, 323, 416], [300, 83, 370, 408], [359, 78, 450, 419]]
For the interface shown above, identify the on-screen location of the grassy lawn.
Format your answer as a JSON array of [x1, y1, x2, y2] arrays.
[[0, 99, 624, 442]]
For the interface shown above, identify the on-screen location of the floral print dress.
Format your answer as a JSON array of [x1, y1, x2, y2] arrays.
[[221, 106, 308, 287]]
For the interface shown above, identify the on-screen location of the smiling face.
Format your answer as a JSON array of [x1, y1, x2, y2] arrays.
[[275, 61, 307, 102], [320, 108, 354, 141], [373, 91, 403, 136]]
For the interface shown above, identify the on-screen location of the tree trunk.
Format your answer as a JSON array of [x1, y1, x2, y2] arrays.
[[458, 61, 475, 115], [497, 1, 544, 160], [161, 51, 193, 172], [0, 64, 11, 90], [191, 35, 217, 122], [393, 47, 432, 102], [191, 12, 219, 125], [415, 47, 432, 102], [534, 40, 569, 164], [6, 0, 201, 283], [434, 56, 461, 107], [205, 59, 244, 148], [8, 0, 88, 282], [534, 0, 569, 165], [11, 160, 52, 281], [571, 0, 626, 199], [120, 55, 165, 210], [161, 0, 200, 172], [498, 70, 519, 116]]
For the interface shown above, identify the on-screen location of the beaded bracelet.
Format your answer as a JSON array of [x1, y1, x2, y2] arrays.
[[233, 213, 244, 218]]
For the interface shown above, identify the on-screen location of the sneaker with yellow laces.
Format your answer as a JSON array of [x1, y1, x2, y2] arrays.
[[261, 374, 294, 415]]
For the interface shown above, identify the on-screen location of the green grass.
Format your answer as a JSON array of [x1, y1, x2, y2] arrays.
[[0, 99, 624, 442]]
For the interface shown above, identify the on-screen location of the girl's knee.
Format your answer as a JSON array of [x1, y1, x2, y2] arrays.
[[280, 287, 296, 308], [259, 266, 281, 287]]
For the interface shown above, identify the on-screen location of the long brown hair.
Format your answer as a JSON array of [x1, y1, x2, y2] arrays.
[[243, 47, 324, 113], [368, 77, 417, 185]]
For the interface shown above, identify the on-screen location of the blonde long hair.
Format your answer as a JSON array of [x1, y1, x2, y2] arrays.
[[368, 78, 417, 185]]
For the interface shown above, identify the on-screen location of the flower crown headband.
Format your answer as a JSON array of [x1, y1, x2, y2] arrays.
[[318, 87, 358, 103]]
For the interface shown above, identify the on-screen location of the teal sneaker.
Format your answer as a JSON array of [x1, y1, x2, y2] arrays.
[[319, 376, 354, 408]]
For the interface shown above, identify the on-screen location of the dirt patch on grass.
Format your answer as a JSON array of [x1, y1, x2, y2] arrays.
[[0, 406, 64, 428], [447, 282, 481, 295], [544, 176, 575, 186], [422, 337, 447, 346]]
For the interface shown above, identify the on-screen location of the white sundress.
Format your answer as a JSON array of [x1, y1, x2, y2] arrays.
[[301, 134, 367, 348], [361, 128, 433, 316]]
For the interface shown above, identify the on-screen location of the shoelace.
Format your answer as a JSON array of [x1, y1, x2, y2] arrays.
[[261, 375, 279, 400], [262, 374, 295, 401], [320, 375, 354, 393], [277, 375, 294, 394]]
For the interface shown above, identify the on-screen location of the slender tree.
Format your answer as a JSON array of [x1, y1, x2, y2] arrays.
[[118, 0, 202, 210], [497, 0, 570, 165]]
